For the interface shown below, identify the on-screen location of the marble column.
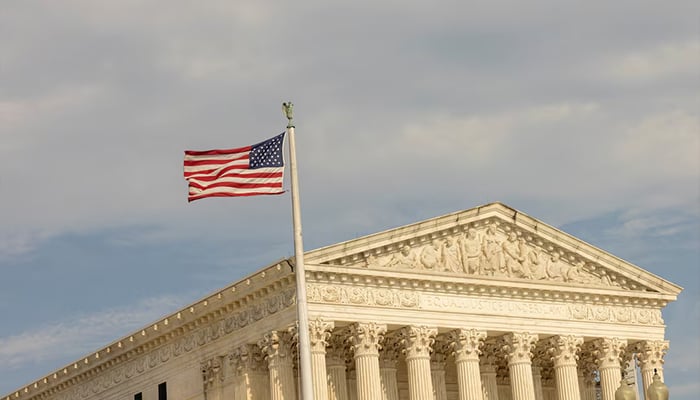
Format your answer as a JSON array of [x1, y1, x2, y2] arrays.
[[259, 330, 297, 400], [578, 345, 598, 400], [547, 335, 583, 400], [347, 368, 358, 400], [229, 344, 269, 400], [593, 338, 627, 400], [379, 337, 401, 400], [448, 328, 486, 400], [636, 340, 668, 399], [531, 346, 548, 400], [309, 318, 334, 400], [532, 366, 544, 400], [431, 338, 449, 400], [399, 325, 438, 400], [480, 342, 501, 400], [201, 356, 224, 400], [327, 335, 349, 400], [502, 332, 539, 400], [347, 322, 387, 400]]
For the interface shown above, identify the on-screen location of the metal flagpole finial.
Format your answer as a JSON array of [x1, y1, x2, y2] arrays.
[[282, 101, 294, 128]]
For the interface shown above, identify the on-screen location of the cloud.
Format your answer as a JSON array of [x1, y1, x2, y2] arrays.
[[0, 231, 55, 261], [600, 40, 700, 84], [0, 295, 185, 370]]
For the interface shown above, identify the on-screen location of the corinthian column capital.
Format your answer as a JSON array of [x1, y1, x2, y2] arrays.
[[380, 336, 402, 369], [593, 337, 627, 369], [201, 356, 224, 392], [399, 325, 438, 360], [501, 332, 539, 365], [229, 344, 266, 375], [547, 335, 583, 367], [258, 330, 294, 367], [347, 322, 387, 357], [635, 340, 669, 370], [479, 341, 501, 369], [308, 318, 335, 353], [448, 328, 487, 363]]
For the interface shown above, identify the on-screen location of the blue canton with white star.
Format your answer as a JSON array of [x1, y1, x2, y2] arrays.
[[249, 132, 285, 169]]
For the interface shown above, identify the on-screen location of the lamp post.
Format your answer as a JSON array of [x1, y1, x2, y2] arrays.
[[614, 379, 636, 400], [646, 369, 669, 400]]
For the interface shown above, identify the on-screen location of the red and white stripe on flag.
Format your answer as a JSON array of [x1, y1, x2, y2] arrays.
[[183, 133, 286, 202]]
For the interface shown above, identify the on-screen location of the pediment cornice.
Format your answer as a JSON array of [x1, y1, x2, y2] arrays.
[[305, 203, 682, 297]]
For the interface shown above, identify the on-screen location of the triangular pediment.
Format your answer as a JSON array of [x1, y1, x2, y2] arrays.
[[305, 203, 682, 298]]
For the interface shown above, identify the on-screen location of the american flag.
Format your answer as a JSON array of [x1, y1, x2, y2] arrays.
[[183, 133, 286, 202]]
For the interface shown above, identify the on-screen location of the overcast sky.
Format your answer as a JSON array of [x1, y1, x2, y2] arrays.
[[1, 0, 698, 398]]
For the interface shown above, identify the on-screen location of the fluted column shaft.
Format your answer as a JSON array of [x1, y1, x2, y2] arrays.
[[328, 363, 349, 400], [480, 365, 499, 400], [348, 322, 387, 400], [532, 366, 544, 400], [399, 326, 437, 400], [548, 335, 583, 400], [636, 340, 668, 399], [480, 343, 501, 400], [431, 362, 448, 400], [327, 336, 349, 400], [577, 370, 596, 400], [259, 330, 296, 400], [503, 332, 539, 400], [380, 366, 399, 400], [593, 338, 627, 400], [432, 339, 449, 400], [380, 338, 401, 400], [230, 344, 269, 400], [449, 329, 486, 400], [355, 355, 381, 400], [309, 319, 334, 400], [347, 369, 358, 400]]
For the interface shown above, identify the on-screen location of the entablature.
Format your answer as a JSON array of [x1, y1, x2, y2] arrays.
[[304, 265, 674, 308]]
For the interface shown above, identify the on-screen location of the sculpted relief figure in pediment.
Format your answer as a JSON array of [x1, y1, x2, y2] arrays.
[[358, 221, 636, 290]]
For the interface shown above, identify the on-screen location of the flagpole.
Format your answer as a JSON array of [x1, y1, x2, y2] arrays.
[[284, 102, 314, 400]]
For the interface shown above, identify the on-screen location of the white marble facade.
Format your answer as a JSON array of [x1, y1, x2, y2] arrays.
[[3, 203, 680, 400]]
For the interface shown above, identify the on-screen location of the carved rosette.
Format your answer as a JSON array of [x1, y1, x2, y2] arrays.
[[593, 337, 627, 369], [635, 340, 669, 372], [308, 318, 335, 353], [258, 330, 294, 368], [229, 344, 266, 376], [501, 332, 539, 366], [399, 325, 438, 360], [201, 356, 224, 392], [547, 335, 583, 368], [347, 322, 387, 357], [448, 329, 486, 363]]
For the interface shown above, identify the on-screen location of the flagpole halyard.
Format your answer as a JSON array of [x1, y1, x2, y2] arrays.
[[284, 101, 315, 400]]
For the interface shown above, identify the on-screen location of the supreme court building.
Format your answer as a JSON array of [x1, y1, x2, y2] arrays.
[[4, 203, 680, 400]]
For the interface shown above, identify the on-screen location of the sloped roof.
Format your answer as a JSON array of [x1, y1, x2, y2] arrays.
[[305, 202, 682, 297]]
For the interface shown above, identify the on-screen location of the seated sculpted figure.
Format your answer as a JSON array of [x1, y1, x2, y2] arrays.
[[420, 240, 442, 270], [386, 245, 418, 269]]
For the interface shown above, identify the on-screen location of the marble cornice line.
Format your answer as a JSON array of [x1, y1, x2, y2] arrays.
[[305, 268, 673, 307]]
